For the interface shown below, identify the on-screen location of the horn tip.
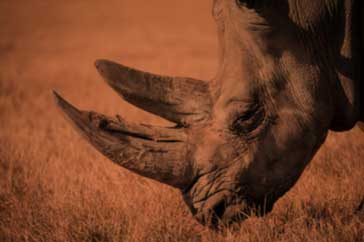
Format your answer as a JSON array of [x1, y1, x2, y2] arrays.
[[52, 90, 81, 115], [95, 59, 105, 68], [52, 90, 64, 105], [95, 59, 116, 71]]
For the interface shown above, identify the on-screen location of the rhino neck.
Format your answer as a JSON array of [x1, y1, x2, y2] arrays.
[[329, 0, 362, 131]]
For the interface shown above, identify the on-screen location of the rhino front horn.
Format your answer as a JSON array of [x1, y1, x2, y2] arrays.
[[53, 90, 196, 189]]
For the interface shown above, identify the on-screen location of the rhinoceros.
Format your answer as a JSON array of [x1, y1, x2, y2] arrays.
[[53, 0, 362, 227]]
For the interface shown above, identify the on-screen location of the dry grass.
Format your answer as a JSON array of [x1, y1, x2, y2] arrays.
[[0, 1, 363, 241]]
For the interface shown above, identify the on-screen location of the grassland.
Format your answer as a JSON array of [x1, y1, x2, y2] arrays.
[[0, 1, 363, 241]]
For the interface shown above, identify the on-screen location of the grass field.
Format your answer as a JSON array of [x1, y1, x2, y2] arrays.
[[0, 1, 363, 241]]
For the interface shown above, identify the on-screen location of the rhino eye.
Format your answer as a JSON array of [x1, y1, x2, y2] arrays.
[[231, 103, 265, 137], [236, 0, 256, 8]]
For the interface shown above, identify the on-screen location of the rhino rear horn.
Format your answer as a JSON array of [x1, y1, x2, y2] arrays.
[[95, 59, 212, 126], [53, 91, 195, 189]]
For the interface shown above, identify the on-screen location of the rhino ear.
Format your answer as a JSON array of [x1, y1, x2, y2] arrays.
[[95, 59, 212, 127]]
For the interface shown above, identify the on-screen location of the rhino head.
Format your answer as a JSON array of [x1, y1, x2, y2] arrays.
[[54, 0, 362, 227]]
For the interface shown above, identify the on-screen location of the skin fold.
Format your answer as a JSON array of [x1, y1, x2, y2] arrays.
[[54, 0, 362, 228]]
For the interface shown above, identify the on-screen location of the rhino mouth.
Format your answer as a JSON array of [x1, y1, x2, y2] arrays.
[[203, 200, 249, 227], [189, 191, 252, 228], [182, 169, 278, 228], [199, 195, 275, 228], [181, 171, 249, 227]]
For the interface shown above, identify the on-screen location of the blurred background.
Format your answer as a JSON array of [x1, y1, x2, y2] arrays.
[[0, 1, 363, 241]]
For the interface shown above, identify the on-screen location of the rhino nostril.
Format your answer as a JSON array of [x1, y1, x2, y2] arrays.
[[210, 200, 227, 226], [212, 200, 226, 217]]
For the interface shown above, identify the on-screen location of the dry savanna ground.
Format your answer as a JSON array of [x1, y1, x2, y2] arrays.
[[0, 1, 363, 241]]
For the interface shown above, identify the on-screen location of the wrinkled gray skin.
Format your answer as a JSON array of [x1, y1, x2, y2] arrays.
[[54, 0, 362, 228]]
